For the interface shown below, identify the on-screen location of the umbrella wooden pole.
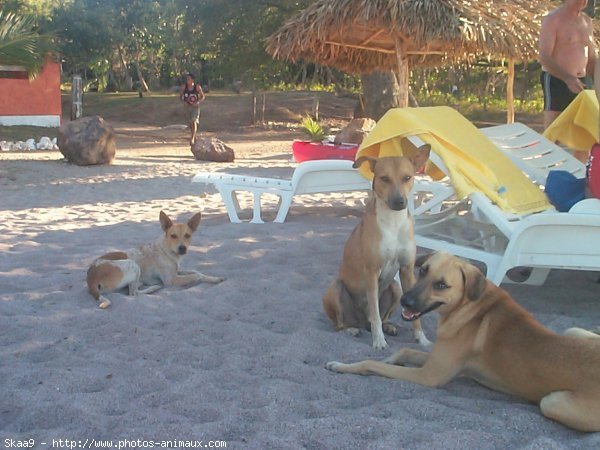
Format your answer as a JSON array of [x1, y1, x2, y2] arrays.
[[394, 34, 409, 108], [506, 59, 515, 124], [595, 58, 600, 142]]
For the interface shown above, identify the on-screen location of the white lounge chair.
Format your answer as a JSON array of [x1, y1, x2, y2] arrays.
[[356, 107, 600, 286], [191, 159, 371, 223], [420, 127, 600, 285], [481, 122, 587, 185]]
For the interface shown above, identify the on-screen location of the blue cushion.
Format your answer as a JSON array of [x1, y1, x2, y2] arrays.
[[545, 170, 586, 212]]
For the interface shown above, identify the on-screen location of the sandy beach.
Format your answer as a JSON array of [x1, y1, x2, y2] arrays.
[[1, 126, 600, 449]]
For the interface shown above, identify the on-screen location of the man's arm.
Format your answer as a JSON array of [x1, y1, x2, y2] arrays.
[[196, 84, 205, 102], [585, 16, 597, 78]]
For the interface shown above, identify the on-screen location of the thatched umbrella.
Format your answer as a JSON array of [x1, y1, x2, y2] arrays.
[[266, 0, 551, 121]]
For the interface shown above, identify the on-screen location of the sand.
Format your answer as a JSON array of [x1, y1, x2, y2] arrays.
[[1, 128, 600, 449]]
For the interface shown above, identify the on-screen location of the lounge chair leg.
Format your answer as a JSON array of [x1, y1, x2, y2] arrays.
[[250, 192, 264, 224], [274, 194, 293, 223], [220, 188, 242, 223]]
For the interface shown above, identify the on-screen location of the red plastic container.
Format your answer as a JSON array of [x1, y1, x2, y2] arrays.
[[589, 143, 600, 199], [292, 140, 359, 162]]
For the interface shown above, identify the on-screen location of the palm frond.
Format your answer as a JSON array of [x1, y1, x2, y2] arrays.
[[266, 0, 553, 73], [300, 116, 327, 142], [0, 10, 55, 79]]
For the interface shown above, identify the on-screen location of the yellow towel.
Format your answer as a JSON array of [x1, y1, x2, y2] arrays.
[[543, 89, 599, 152], [356, 106, 551, 215]]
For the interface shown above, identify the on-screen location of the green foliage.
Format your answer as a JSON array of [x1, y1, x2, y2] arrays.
[[299, 116, 326, 142], [0, 9, 55, 78], [13, 0, 551, 106]]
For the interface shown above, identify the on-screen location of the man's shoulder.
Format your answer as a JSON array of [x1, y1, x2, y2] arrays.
[[543, 7, 563, 22]]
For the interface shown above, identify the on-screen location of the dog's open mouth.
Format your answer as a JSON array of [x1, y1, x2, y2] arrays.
[[401, 302, 444, 321], [401, 308, 422, 321]]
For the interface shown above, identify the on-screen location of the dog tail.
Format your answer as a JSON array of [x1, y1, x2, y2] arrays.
[[86, 264, 113, 309]]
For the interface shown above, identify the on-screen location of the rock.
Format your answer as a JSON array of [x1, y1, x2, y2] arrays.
[[36, 137, 53, 150], [0, 141, 9, 152], [191, 137, 235, 162], [58, 116, 116, 165], [333, 118, 376, 145], [25, 138, 36, 151]]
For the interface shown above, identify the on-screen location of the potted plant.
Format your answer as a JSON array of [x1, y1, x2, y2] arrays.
[[299, 116, 326, 142], [292, 116, 359, 162]]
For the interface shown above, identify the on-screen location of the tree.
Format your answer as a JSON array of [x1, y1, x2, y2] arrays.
[[0, 10, 54, 78], [177, 0, 311, 88], [361, 72, 401, 121]]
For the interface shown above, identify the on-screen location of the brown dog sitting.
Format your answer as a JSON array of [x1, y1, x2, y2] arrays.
[[87, 211, 223, 309], [323, 142, 431, 349], [326, 251, 600, 432]]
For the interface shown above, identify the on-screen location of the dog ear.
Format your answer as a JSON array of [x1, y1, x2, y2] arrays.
[[353, 155, 377, 173], [401, 138, 431, 172], [159, 211, 173, 232], [187, 212, 202, 232], [409, 143, 431, 172], [415, 252, 432, 268], [461, 263, 486, 301]]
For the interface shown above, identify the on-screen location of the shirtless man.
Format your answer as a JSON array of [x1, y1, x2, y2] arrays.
[[539, 0, 596, 160]]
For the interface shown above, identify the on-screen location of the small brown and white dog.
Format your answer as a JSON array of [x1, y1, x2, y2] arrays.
[[326, 251, 600, 432], [323, 142, 431, 349], [86, 211, 223, 309]]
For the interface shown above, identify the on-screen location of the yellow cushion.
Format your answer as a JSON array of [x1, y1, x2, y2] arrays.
[[543, 89, 599, 152], [356, 106, 551, 215]]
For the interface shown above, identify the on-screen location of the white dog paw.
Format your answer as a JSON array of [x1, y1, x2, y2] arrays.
[[325, 361, 344, 372], [346, 327, 361, 337], [415, 330, 432, 347], [372, 335, 388, 350]]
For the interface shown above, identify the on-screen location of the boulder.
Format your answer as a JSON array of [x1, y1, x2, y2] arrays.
[[191, 137, 235, 162], [58, 116, 116, 165], [334, 118, 376, 145]]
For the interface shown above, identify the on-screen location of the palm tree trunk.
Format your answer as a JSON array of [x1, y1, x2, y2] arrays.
[[361, 71, 400, 121]]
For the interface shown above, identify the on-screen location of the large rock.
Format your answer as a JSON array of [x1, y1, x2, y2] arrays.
[[58, 116, 116, 165], [334, 118, 376, 145], [191, 137, 235, 162]]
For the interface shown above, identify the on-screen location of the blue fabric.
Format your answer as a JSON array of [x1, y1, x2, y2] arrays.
[[545, 170, 586, 212]]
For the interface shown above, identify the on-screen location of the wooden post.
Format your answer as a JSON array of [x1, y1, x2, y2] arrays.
[[594, 58, 600, 141], [312, 95, 319, 121], [251, 90, 257, 125], [393, 34, 409, 108], [506, 59, 515, 124], [71, 75, 82, 120], [260, 93, 266, 125]]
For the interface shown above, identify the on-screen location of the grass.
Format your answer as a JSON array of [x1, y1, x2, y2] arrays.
[[0, 125, 58, 142], [0, 91, 181, 142], [0, 90, 545, 142], [79, 92, 179, 124]]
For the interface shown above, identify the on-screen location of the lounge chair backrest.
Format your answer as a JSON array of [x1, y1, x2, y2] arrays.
[[292, 160, 370, 195], [481, 123, 586, 185]]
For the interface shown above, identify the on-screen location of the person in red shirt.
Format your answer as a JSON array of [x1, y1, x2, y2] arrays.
[[179, 73, 205, 144]]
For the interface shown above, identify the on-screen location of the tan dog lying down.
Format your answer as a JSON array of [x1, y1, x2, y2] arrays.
[[327, 251, 600, 432], [323, 146, 431, 349], [87, 211, 223, 309]]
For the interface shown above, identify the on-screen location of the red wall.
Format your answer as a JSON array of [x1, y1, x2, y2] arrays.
[[0, 59, 61, 117]]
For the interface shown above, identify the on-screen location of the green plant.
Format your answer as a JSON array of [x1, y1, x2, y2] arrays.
[[299, 116, 326, 142], [0, 11, 55, 79]]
